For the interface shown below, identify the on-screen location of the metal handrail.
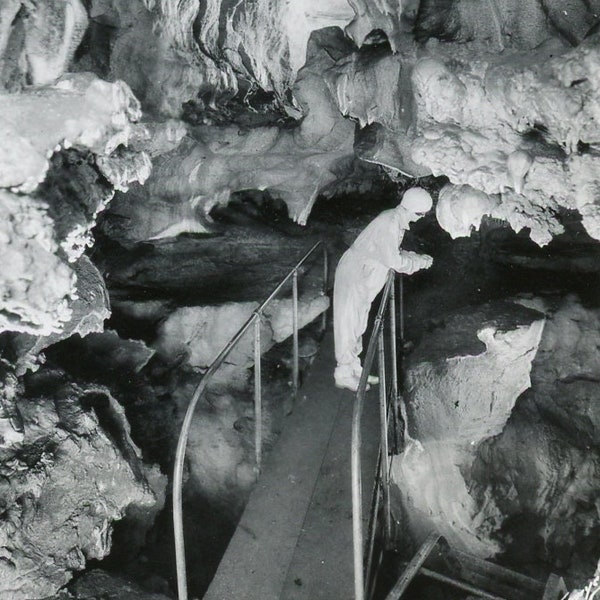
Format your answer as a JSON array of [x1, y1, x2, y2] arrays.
[[351, 270, 401, 600], [173, 240, 328, 600]]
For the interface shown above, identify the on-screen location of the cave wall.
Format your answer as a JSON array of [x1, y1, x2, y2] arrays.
[[0, 371, 165, 599], [392, 300, 546, 557]]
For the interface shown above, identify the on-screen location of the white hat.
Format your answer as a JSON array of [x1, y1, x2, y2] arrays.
[[401, 187, 433, 214]]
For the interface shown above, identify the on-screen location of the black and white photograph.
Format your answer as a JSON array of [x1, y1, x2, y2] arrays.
[[0, 1, 599, 599]]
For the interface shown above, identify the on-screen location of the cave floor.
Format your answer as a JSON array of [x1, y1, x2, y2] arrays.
[[203, 325, 381, 600]]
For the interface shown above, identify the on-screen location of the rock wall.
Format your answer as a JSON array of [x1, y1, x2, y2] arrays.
[[0, 371, 165, 599], [5, 1, 599, 255], [0, 6, 164, 597], [0, 70, 149, 339], [470, 296, 600, 579], [84, 0, 600, 247], [154, 295, 329, 376], [394, 294, 600, 583], [392, 300, 546, 556]]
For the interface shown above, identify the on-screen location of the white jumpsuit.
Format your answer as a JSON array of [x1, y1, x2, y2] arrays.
[[333, 207, 429, 380]]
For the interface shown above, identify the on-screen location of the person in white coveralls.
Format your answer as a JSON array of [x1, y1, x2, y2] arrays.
[[333, 187, 434, 392]]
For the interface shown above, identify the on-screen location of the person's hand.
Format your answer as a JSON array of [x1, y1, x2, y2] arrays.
[[419, 254, 433, 270]]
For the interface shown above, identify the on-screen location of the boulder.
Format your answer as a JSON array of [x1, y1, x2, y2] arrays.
[[392, 300, 546, 557]]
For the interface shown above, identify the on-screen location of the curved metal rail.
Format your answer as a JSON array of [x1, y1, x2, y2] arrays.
[[173, 240, 328, 600], [351, 270, 401, 600]]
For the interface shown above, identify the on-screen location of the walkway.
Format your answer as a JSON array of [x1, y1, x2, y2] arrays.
[[204, 325, 381, 600]]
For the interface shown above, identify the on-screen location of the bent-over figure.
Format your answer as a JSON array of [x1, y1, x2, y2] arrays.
[[333, 187, 434, 391]]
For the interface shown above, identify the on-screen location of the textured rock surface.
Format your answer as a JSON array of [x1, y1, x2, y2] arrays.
[[526, 295, 600, 448], [0, 72, 149, 339], [3, 0, 600, 251], [70, 569, 171, 599], [92, 2, 600, 247], [0, 190, 75, 335], [8, 256, 111, 375], [0, 372, 164, 600], [107, 0, 354, 117], [95, 222, 325, 305], [0, 0, 88, 89], [407, 38, 600, 245], [0, 72, 146, 192], [392, 293, 600, 581], [392, 301, 546, 557], [469, 296, 600, 578], [334, 34, 600, 245], [104, 27, 356, 239]]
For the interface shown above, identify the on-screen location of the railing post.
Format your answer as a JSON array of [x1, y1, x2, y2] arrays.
[[322, 243, 328, 331], [389, 277, 401, 454], [292, 269, 299, 399], [322, 243, 328, 294], [351, 419, 365, 600], [352, 272, 395, 600], [254, 314, 262, 475], [174, 436, 189, 600], [399, 274, 405, 343], [378, 326, 392, 546]]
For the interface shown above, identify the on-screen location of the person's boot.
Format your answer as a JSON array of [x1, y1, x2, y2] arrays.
[[351, 367, 379, 386], [335, 365, 370, 392], [335, 373, 371, 392]]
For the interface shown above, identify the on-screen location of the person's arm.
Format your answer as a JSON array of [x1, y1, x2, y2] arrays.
[[354, 211, 433, 274], [375, 215, 433, 274], [388, 250, 433, 274]]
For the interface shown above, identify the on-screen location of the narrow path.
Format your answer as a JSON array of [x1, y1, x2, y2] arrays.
[[204, 326, 381, 600]]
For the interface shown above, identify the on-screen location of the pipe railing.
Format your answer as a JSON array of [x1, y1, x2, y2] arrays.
[[351, 270, 403, 600], [173, 240, 328, 600]]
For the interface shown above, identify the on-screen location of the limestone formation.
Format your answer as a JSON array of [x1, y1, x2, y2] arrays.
[[9, 256, 111, 375], [0, 73, 145, 191], [96, 1, 600, 246], [436, 184, 502, 239], [0, 190, 75, 335], [0, 0, 88, 88], [102, 0, 356, 118], [394, 294, 600, 577], [0, 374, 163, 599], [104, 27, 356, 241], [392, 300, 546, 557], [469, 296, 600, 576], [0, 72, 149, 337], [334, 34, 600, 245]]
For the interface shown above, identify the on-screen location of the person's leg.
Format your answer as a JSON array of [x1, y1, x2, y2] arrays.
[[334, 256, 373, 390], [347, 263, 388, 384]]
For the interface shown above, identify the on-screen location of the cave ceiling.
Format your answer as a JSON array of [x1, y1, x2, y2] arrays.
[[1, 0, 600, 335]]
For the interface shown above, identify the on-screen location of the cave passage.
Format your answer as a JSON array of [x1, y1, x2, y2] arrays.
[[3, 2, 600, 599]]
